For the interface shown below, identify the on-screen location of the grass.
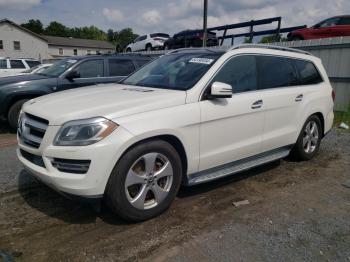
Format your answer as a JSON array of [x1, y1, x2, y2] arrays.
[[334, 103, 350, 129]]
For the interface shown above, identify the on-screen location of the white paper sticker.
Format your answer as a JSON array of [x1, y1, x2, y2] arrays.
[[67, 59, 78, 64], [189, 58, 214, 65]]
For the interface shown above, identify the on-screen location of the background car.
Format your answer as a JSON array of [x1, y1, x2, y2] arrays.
[[0, 58, 41, 77], [163, 30, 218, 50], [288, 15, 350, 40], [17, 63, 52, 75], [126, 33, 170, 52], [0, 54, 152, 129]]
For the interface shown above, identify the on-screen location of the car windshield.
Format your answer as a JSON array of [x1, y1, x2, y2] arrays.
[[23, 65, 40, 73], [122, 52, 222, 90], [38, 59, 78, 77]]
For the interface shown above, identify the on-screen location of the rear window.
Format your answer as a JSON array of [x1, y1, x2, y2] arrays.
[[26, 60, 40, 68], [294, 60, 323, 85], [257, 56, 298, 89], [108, 59, 135, 76], [150, 33, 169, 38], [10, 60, 25, 69], [0, 59, 7, 69]]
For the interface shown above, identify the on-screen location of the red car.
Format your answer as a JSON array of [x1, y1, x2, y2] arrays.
[[288, 15, 350, 40]]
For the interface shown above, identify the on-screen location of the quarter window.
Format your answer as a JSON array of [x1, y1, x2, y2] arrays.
[[76, 59, 104, 78], [212, 55, 258, 93], [294, 60, 323, 85], [13, 41, 20, 50], [108, 59, 135, 76], [10, 60, 25, 69], [257, 56, 298, 89], [26, 60, 40, 68], [0, 59, 7, 69]]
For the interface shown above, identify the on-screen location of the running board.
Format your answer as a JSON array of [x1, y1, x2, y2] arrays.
[[187, 147, 291, 186]]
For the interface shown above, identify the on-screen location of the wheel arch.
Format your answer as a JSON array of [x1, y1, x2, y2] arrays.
[[6, 92, 46, 118]]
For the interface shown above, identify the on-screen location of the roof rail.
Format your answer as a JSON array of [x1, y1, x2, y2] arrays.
[[228, 44, 312, 56]]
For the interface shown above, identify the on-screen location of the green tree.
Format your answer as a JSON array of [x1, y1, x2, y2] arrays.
[[114, 28, 138, 51], [45, 21, 68, 37], [21, 19, 44, 34]]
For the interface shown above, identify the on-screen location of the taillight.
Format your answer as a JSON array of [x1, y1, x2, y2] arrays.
[[332, 89, 336, 101]]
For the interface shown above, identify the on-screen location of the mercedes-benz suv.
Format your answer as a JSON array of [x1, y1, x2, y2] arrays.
[[17, 45, 334, 221]]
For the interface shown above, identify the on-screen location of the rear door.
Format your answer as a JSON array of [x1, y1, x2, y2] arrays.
[[257, 55, 305, 152], [199, 55, 264, 171], [57, 59, 106, 91]]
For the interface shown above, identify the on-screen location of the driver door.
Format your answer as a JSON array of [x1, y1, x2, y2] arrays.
[[57, 59, 106, 91], [199, 55, 265, 171]]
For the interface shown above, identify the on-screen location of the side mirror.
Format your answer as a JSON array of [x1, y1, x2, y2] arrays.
[[66, 70, 80, 81], [208, 82, 232, 99]]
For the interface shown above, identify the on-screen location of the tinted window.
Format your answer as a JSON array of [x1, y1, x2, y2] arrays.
[[76, 59, 104, 78], [139, 35, 147, 41], [150, 33, 169, 38], [319, 18, 339, 28], [257, 56, 298, 89], [0, 59, 6, 69], [294, 60, 323, 85], [39, 58, 78, 77], [108, 59, 135, 76], [212, 55, 257, 93], [10, 60, 25, 69], [26, 60, 40, 68], [135, 59, 150, 67], [338, 17, 350, 25]]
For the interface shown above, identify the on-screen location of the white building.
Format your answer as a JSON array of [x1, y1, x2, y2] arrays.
[[0, 19, 115, 61], [0, 19, 49, 61]]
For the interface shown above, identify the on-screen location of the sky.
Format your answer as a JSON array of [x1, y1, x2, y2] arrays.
[[0, 0, 349, 37]]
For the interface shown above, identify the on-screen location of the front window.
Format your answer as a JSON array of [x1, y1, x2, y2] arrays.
[[37, 58, 78, 77], [13, 41, 20, 50], [122, 52, 222, 90]]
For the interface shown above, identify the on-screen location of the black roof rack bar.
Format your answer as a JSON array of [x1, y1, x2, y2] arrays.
[[228, 44, 312, 56]]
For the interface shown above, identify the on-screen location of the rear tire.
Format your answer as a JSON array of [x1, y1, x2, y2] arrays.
[[126, 48, 131, 52], [105, 140, 182, 222], [145, 44, 152, 51], [8, 99, 28, 130], [290, 115, 322, 161]]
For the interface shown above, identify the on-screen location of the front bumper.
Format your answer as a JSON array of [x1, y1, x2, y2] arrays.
[[17, 125, 136, 197]]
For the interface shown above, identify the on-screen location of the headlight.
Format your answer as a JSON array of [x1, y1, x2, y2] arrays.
[[54, 117, 118, 146]]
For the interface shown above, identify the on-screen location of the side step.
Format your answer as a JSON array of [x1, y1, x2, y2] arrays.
[[187, 147, 291, 186]]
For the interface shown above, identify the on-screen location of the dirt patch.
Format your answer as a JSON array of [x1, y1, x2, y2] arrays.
[[0, 129, 349, 261]]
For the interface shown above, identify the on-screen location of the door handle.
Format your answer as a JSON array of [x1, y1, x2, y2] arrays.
[[295, 94, 303, 102], [251, 100, 263, 109]]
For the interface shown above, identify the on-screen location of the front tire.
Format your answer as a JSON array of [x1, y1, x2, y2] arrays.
[[8, 99, 28, 130], [290, 115, 322, 161], [145, 44, 152, 51], [105, 140, 182, 222]]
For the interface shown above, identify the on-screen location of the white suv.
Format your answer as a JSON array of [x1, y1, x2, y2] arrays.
[[126, 33, 170, 52], [0, 58, 40, 77], [17, 45, 334, 221]]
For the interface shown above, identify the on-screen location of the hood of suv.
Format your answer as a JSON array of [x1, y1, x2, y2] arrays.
[[0, 74, 50, 86], [22, 83, 187, 125]]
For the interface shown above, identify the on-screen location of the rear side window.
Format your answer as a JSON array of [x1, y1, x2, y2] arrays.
[[0, 59, 7, 69], [338, 17, 350, 25], [76, 59, 104, 78], [257, 56, 298, 89], [212, 55, 257, 93], [10, 60, 25, 69], [108, 59, 135, 76], [26, 60, 40, 68], [294, 60, 323, 85]]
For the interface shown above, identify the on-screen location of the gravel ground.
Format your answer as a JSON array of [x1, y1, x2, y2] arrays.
[[0, 129, 349, 261]]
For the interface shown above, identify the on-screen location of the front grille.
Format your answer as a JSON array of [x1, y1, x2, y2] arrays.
[[18, 113, 49, 149], [20, 149, 45, 168], [51, 158, 91, 174]]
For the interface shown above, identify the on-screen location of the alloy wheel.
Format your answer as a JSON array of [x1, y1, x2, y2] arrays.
[[303, 120, 319, 154]]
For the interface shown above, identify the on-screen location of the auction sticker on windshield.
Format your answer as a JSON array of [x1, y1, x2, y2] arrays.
[[189, 58, 214, 65]]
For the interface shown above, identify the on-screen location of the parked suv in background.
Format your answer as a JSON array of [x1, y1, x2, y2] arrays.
[[17, 45, 334, 221], [126, 33, 170, 52], [0, 54, 152, 129], [288, 15, 350, 40], [0, 58, 41, 77], [164, 30, 218, 49]]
